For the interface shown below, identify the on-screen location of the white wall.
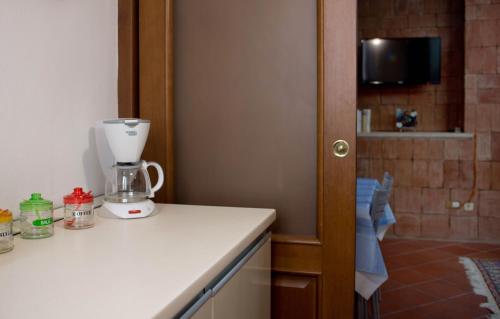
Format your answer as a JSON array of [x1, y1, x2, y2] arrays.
[[0, 0, 118, 217]]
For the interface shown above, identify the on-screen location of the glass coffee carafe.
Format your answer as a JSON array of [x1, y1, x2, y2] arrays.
[[104, 160, 164, 203]]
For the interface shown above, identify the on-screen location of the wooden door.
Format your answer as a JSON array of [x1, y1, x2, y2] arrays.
[[118, 0, 356, 317]]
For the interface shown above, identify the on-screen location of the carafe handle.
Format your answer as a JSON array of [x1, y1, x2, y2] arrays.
[[146, 161, 164, 197]]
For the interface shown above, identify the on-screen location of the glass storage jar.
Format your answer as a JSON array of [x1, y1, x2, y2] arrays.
[[63, 187, 94, 229], [19, 193, 54, 239], [0, 209, 14, 253]]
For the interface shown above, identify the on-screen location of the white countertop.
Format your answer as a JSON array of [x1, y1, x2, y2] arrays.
[[0, 204, 276, 319]]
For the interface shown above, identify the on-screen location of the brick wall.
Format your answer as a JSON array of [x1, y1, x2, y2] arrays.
[[462, 0, 500, 242], [356, 1, 500, 243], [358, 0, 465, 131], [356, 137, 497, 241]]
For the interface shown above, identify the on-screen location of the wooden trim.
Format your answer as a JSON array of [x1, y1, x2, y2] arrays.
[[321, 0, 357, 318], [316, 0, 325, 243], [164, 1, 175, 203], [272, 234, 321, 246], [118, 0, 139, 118], [316, 3, 326, 316], [272, 240, 322, 275], [138, 0, 175, 203]]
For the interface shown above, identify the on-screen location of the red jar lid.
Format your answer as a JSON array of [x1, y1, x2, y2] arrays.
[[64, 187, 93, 204]]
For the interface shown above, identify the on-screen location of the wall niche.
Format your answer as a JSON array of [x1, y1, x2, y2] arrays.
[[357, 0, 465, 132]]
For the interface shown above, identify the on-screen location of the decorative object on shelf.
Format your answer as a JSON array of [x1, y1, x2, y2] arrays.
[[362, 109, 372, 133], [19, 193, 54, 239], [0, 209, 14, 253], [64, 187, 94, 230], [395, 108, 418, 131]]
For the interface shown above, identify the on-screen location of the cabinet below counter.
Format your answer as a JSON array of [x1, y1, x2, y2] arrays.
[[0, 204, 276, 319], [185, 234, 271, 319]]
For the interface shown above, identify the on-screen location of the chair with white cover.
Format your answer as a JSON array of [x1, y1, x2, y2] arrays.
[[382, 171, 393, 191], [370, 188, 390, 229], [370, 172, 393, 319]]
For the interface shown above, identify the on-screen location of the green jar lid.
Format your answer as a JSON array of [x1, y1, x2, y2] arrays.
[[20, 193, 53, 212]]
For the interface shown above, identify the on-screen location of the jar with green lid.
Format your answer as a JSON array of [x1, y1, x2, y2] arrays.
[[19, 193, 54, 239], [0, 209, 14, 253]]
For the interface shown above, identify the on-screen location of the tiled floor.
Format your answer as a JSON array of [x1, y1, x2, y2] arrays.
[[380, 238, 500, 319]]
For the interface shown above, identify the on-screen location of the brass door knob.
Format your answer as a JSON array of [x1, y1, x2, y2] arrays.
[[332, 140, 350, 158]]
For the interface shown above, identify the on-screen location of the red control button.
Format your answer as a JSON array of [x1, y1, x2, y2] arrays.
[[128, 209, 141, 214]]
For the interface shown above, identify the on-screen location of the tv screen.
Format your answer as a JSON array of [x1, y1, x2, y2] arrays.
[[360, 37, 441, 85]]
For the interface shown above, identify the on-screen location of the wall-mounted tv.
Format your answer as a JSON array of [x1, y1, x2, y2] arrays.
[[360, 37, 441, 85]]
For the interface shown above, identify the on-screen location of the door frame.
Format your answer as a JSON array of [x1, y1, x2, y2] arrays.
[[118, 0, 357, 317], [118, 0, 139, 118]]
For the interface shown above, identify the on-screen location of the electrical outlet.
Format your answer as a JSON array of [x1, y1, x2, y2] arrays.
[[447, 201, 461, 209], [464, 202, 474, 211]]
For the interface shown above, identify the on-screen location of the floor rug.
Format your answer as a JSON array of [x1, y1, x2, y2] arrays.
[[460, 257, 500, 319]]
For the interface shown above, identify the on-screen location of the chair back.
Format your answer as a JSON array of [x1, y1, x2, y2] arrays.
[[370, 172, 394, 227], [370, 188, 390, 226], [382, 172, 393, 191]]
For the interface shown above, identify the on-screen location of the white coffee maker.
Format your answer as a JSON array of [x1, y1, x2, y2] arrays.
[[101, 119, 164, 219]]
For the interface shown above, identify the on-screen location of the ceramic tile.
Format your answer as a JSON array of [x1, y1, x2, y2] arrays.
[[412, 279, 469, 299], [411, 259, 465, 277], [379, 239, 500, 319], [460, 242, 500, 251], [381, 277, 405, 292], [388, 268, 436, 285], [436, 244, 479, 256], [380, 286, 435, 314]]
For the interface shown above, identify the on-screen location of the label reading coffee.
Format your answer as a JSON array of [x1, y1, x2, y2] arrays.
[[72, 210, 92, 217]]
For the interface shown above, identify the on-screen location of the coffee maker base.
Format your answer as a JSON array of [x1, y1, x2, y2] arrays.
[[101, 200, 156, 219]]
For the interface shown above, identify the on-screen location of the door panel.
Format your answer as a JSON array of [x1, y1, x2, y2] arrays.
[[135, 0, 357, 317], [321, 0, 358, 316], [271, 274, 317, 319], [173, 0, 317, 236]]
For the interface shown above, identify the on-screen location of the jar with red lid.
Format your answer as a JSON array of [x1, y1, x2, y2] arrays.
[[63, 187, 94, 230]]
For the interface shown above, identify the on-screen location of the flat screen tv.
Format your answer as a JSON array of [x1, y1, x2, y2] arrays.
[[360, 37, 441, 85]]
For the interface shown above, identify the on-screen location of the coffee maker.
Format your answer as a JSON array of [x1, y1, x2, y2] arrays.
[[101, 119, 164, 219]]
